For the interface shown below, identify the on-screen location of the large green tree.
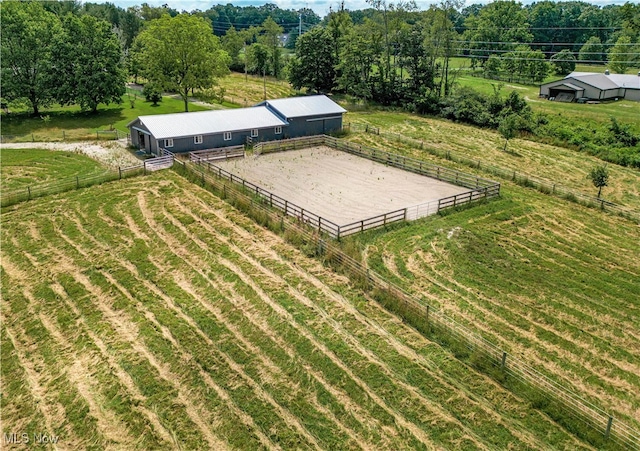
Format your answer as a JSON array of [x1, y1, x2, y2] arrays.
[[52, 14, 126, 113], [463, 0, 533, 64], [338, 22, 382, 99], [550, 49, 576, 75], [608, 35, 637, 74], [247, 43, 270, 99], [135, 14, 230, 112], [259, 17, 284, 79], [288, 27, 336, 94], [579, 36, 605, 64], [0, 1, 62, 115]]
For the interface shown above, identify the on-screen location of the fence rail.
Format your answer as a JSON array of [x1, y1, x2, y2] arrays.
[[1, 128, 130, 143], [1, 154, 175, 208], [176, 159, 640, 450], [217, 136, 499, 238], [189, 145, 245, 162], [348, 122, 640, 223]]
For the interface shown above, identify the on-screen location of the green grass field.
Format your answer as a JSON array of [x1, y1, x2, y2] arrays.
[[344, 113, 640, 211], [454, 74, 640, 124], [0, 89, 212, 142], [344, 179, 640, 433], [1, 171, 594, 450], [216, 72, 299, 106], [0, 148, 109, 191]]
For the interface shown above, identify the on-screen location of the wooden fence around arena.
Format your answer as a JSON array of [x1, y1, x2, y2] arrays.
[[197, 135, 500, 239]]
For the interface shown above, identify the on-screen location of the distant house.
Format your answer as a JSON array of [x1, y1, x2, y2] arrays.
[[539, 71, 640, 102], [128, 95, 346, 155]]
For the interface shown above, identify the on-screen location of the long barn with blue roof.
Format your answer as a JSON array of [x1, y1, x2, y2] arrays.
[[127, 95, 346, 155]]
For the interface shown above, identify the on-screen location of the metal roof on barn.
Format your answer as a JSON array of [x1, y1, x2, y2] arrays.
[[565, 72, 640, 90], [261, 95, 347, 119], [135, 106, 288, 140]]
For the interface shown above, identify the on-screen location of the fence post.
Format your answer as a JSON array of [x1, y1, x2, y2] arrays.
[[118, 166, 122, 180], [27, 186, 31, 200], [426, 305, 429, 326], [605, 416, 613, 439], [143, 161, 147, 175], [501, 352, 507, 370]]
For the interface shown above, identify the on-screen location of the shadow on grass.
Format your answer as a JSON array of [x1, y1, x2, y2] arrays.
[[2, 107, 126, 137]]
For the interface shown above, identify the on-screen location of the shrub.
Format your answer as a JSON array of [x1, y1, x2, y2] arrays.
[[143, 83, 162, 106]]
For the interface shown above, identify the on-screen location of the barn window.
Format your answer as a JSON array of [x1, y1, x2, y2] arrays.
[[275, 126, 282, 135], [251, 129, 258, 137], [164, 138, 173, 148], [194, 135, 203, 144], [224, 132, 232, 141]]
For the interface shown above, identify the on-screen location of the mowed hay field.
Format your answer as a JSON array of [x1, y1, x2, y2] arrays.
[[1, 171, 592, 450], [346, 181, 640, 433], [346, 111, 640, 211], [0, 148, 108, 191]]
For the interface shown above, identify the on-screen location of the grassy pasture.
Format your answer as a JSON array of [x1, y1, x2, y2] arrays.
[[454, 74, 640, 123], [344, 174, 640, 433], [216, 72, 299, 106], [0, 90, 211, 143], [1, 171, 594, 450], [345, 113, 640, 211], [0, 148, 109, 191]]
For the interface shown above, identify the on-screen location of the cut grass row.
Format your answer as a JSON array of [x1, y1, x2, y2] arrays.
[[0, 148, 110, 191], [1, 172, 590, 449], [343, 122, 640, 211], [344, 179, 640, 432]]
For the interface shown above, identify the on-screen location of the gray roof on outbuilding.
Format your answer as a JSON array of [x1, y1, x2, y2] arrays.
[[607, 74, 640, 89], [565, 72, 619, 90], [262, 95, 346, 118], [564, 72, 640, 90], [133, 106, 288, 140]]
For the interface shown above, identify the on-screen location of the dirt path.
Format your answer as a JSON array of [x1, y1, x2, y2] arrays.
[[0, 140, 141, 168]]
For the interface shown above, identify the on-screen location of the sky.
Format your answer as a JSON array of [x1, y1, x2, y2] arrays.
[[90, 0, 631, 18]]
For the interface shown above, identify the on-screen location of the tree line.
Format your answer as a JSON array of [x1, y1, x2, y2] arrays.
[[288, 0, 640, 101], [0, 0, 317, 115], [2, 1, 126, 115]]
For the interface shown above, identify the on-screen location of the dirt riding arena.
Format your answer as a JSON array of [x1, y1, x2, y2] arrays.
[[214, 146, 470, 225]]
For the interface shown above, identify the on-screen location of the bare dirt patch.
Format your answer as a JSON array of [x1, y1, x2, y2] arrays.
[[0, 140, 140, 168], [215, 146, 470, 225]]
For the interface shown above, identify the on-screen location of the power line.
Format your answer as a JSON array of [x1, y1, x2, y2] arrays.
[[456, 26, 622, 31], [456, 48, 638, 56], [455, 40, 637, 47], [455, 54, 638, 64]]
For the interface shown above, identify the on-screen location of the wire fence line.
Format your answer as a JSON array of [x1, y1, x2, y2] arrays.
[[0, 128, 130, 144], [177, 153, 639, 450], [0, 156, 172, 208], [346, 122, 640, 223]]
